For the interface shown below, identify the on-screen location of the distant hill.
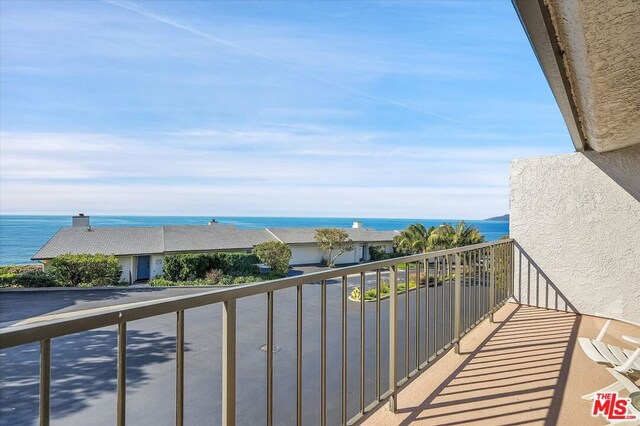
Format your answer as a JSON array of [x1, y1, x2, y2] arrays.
[[484, 214, 509, 222]]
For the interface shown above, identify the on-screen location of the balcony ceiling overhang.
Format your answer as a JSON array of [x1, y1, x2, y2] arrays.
[[513, 0, 640, 153]]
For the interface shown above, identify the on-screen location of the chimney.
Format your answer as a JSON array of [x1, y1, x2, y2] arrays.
[[72, 213, 90, 228], [352, 221, 363, 229]]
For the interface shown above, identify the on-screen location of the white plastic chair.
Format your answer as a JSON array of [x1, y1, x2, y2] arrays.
[[578, 319, 640, 400]]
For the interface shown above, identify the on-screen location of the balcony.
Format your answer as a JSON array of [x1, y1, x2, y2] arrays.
[[2, 239, 637, 425], [367, 304, 639, 425]]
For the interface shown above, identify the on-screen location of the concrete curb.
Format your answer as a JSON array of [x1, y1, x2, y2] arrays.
[[0, 284, 241, 293]]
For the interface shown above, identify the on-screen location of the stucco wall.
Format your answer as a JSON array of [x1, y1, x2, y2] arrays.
[[150, 255, 164, 278], [510, 147, 640, 323], [117, 256, 133, 283]]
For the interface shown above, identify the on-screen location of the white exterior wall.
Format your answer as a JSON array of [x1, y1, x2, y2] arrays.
[[510, 147, 640, 323], [117, 256, 133, 283], [150, 255, 164, 278], [290, 242, 394, 265]]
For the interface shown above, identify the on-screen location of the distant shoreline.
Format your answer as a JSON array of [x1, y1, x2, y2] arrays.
[[483, 214, 509, 222]]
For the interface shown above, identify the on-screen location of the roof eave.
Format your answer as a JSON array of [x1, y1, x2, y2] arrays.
[[512, 0, 589, 152]]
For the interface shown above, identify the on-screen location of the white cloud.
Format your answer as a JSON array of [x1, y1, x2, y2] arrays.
[[0, 128, 561, 217], [0, 181, 508, 219]]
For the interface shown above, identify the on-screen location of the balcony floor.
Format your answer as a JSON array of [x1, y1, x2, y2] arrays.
[[366, 303, 640, 425]]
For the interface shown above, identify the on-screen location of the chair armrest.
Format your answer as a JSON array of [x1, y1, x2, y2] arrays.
[[622, 335, 640, 345], [614, 348, 640, 373]]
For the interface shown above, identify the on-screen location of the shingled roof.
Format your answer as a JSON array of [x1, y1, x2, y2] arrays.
[[32, 224, 397, 260], [267, 228, 399, 244], [32, 227, 164, 260]]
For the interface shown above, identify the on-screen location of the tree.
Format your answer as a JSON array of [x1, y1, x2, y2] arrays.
[[427, 221, 485, 250], [253, 241, 292, 276], [314, 228, 354, 267], [394, 223, 435, 254]]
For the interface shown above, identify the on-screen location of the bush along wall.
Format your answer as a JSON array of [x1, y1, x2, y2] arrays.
[[48, 253, 122, 287], [0, 265, 61, 288], [162, 252, 260, 281]]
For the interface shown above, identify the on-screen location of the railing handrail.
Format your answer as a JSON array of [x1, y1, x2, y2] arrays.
[[0, 239, 513, 349]]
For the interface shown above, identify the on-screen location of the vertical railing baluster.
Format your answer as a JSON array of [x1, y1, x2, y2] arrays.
[[267, 292, 274, 426], [321, 280, 327, 426], [545, 279, 549, 310], [479, 249, 483, 318], [359, 272, 365, 415], [454, 253, 461, 354], [341, 276, 347, 425], [222, 300, 236, 426], [296, 285, 303, 426], [415, 261, 420, 370], [117, 323, 126, 426], [375, 270, 381, 402], [518, 249, 522, 303], [471, 251, 475, 324], [448, 254, 453, 345], [404, 263, 409, 379], [441, 257, 445, 352], [527, 259, 531, 306], [463, 252, 467, 331], [40, 339, 51, 426], [434, 257, 438, 355], [536, 271, 540, 308], [176, 311, 184, 426], [388, 266, 398, 412], [490, 246, 495, 322], [425, 258, 430, 361]]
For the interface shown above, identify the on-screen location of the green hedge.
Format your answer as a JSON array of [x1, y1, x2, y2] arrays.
[[48, 254, 122, 287], [163, 252, 259, 281], [149, 272, 284, 287], [0, 269, 62, 288]]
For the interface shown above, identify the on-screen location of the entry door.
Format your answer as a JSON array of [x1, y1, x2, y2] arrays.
[[137, 256, 151, 280]]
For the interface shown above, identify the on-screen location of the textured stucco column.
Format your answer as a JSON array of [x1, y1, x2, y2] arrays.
[[510, 145, 640, 323]]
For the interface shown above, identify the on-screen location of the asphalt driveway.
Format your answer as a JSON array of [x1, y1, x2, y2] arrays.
[[0, 268, 489, 426]]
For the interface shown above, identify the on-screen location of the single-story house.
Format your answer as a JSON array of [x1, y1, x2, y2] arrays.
[[32, 216, 398, 282]]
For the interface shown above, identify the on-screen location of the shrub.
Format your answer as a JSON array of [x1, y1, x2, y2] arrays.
[[14, 270, 59, 287], [163, 253, 259, 281], [163, 253, 216, 281], [253, 241, 291, 275], [0, 273, 17, 287], [149, 278, 212, 287], [217, 275, 264, 285], [205, 269, 225, 284], [48, 253, 122, 287], [0, 264, 42, 275], [216, 253, 260, 276], [368, 245, 386, 261]]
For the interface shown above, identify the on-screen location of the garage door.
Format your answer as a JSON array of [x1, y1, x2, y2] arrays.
[[290, 245, 323, 265]]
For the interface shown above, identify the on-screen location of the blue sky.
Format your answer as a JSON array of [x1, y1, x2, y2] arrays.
[[0, 0, 571, 218]]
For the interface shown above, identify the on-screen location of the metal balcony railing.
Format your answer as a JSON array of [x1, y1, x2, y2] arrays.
[[1, 240, 525, 426]]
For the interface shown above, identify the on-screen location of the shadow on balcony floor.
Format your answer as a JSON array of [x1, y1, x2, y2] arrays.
[[366, 303, 639, 425]]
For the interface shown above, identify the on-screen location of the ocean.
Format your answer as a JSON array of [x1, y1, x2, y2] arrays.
[[0, 215, 509, 265]]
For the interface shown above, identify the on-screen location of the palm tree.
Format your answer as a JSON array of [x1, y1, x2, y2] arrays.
[[451, 221, 485, 247], [395, 223, 434, 254], [427, 221, 484, 250]]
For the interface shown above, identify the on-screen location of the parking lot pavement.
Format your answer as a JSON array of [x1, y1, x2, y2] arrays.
[[1, 264, 448, 425], [0, 265, 404, 327]]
